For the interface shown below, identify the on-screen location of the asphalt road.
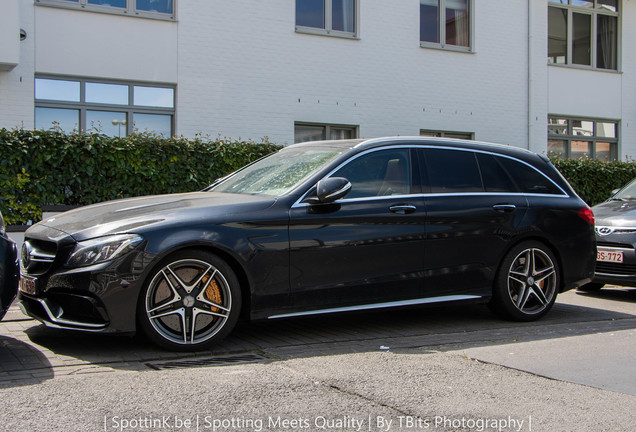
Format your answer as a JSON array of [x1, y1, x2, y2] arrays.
[[0, 287, 634, 432]]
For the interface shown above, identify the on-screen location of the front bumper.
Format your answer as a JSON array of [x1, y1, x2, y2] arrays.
[[592, 229, 636, 287], [18, 249, 150, 334]]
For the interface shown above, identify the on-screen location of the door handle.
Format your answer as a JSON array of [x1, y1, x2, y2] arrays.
[[493, 204, 516, 212], [389, 205, 417, 215]]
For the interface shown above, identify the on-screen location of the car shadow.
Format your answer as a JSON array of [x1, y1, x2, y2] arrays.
[[576, 285, 636, 304], [0, 335, 54, 388], [12, 296, 636, 375]]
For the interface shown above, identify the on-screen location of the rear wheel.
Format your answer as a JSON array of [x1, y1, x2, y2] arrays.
[[490, 241, 559, 321], [138, 250, 241, 351]]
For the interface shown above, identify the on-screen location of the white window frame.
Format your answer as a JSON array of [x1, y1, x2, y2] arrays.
[[420, 129, 474, 140], [548, 0, 620, 71], [35, 75, 176, 136], [294, 122, 358, 143], [547, 116, 619, 161], [35, 0, 176, 21], [295, 0, 359, 39], [420, 0, 474, 52]]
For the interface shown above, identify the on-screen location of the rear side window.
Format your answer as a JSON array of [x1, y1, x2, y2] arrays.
[[423, 148, 483, 193], [497, 157, 563, 195], [476, 153, 517, 193]]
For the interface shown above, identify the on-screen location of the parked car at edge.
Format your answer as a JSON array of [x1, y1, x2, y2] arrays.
[[0, 211, 19, 321], [18, 137, 596, 350], [580, 177, 636, 291]]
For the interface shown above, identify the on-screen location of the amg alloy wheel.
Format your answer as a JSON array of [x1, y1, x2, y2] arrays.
[[138, 251, 240, 351], [490, 241, 559, 321]]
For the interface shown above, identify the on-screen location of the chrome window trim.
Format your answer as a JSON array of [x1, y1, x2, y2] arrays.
[[292, 144, 570, 208]]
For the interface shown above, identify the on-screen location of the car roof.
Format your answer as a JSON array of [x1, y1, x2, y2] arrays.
[[287, 136, 540, 160]]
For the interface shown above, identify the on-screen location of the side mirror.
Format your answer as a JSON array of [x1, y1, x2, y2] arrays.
[[303, 177, 351, 204]]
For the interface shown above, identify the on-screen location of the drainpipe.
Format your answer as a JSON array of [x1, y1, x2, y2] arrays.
[[527, 0, 533, 151]]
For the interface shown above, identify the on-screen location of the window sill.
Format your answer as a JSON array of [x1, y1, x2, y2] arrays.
[[35, 1, 176, 22], [547, 63, 621, 75], [295, 27, 358, 40], [419, 42, 473, 54]]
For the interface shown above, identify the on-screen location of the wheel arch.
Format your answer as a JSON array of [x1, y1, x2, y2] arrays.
[[135, 243, 253, 326], [496, 234, 564, 291]]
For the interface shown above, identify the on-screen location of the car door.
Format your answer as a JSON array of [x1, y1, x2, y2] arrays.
[[287, 147, 428, 312], [419, 148, 529, 296]]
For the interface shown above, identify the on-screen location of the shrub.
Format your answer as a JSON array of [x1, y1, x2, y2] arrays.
[[550, 158, 636, 206], [0, 128, 281, 225]]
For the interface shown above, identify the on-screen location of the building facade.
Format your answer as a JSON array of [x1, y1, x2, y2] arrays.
[[0, 0, 632, 159]]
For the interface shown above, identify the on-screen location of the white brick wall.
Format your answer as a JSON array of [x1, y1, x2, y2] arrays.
[[0, 0, 35, 129], [0, 0, 634, 158], [177, 0, 532, 148]]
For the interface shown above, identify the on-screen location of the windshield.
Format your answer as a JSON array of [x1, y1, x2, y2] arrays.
[[613, 178, 636, 200], [210, 146, 347, 196]]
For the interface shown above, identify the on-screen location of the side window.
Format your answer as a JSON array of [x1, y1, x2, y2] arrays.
[[476, 153, 517, 193], [497, 157, 563, 195], [424, 148, 483, 193], [332, 149, 411, 199]]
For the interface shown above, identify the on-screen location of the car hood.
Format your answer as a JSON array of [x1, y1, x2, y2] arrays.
[[28, 192, 277, 242], [593, 199, 636, 226]]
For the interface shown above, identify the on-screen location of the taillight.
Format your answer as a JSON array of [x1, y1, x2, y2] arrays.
[[578, 207, 595, 225]]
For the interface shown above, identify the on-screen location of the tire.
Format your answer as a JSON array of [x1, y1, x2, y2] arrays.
[[490, 241, 559, 322], [138, 250, 241, 351], [577, 283, 604, 292]]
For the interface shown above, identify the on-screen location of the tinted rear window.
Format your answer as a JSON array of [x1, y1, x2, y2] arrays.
[[497, 157, 563, 195], [423, 148, 483, 193], [476, 153, 517, 193]]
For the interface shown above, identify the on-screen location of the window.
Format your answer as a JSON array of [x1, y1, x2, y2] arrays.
[[294, 123, 357, 143], [476, 154, 517, 193], [35, 77, 175, 137], [420, 0, 471, 51], [548, 0, 619, 70], [423, 148, 482, 193], [420, 129, 473, 140], [35, 0, 175, 20], [295, 0, 357, 38], [332, 149, 411, 199], [497, 157, 563, 195], [548, 116, 618, 161]]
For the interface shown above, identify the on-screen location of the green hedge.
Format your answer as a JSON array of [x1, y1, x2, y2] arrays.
[[0, 129, 281, 225], [2, 129, 636, 225], [550, 158, 636, 207]]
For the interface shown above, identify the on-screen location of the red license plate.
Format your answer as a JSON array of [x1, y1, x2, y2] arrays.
[[19, 276, 37, 295]]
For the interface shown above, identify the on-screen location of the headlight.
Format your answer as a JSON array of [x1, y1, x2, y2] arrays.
[[65, 234, 143, 267]]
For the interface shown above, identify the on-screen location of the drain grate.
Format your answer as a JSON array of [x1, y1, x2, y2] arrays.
[[146, 353, 269, 371]]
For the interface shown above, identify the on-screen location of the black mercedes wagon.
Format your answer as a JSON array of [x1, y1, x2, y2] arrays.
[[19, 137, 596, 350]]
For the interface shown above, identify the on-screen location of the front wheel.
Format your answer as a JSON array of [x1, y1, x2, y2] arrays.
[[138, 250, 241, 351], [490, 241, 559, 321]]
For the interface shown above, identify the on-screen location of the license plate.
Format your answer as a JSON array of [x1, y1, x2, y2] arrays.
[[19, 276, 37, 295], [597, 249, 624, 263]]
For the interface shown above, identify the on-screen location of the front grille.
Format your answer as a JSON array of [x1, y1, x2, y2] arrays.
[[597, 242, 635, 249], [596, 262, 636, 276], [22, 239, 57, 276]]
